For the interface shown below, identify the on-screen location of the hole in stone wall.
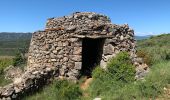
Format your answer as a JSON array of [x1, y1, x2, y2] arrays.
[[81, 38, 105, 77]]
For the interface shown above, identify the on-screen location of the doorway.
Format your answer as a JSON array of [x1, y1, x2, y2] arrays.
[[81, 38, 105, 77]]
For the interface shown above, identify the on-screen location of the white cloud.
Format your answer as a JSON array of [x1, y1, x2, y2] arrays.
[[135, 32, 159, 36]]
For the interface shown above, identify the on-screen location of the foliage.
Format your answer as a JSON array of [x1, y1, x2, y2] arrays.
[[137, 33, 170, 64], [0, 57, 13, 86], [0, 74, 12, 86], [84, 34, 170, 100], [24, 80, 82, 100], [85, 52, 136, 99], [0, 57, 13, 74], [12, 48, 27, 67], [136, 61, 170, 98], [85, 61, 170, 100], [92, 52, 136, 83], [85, 33, 170, 99], [107, 52, 136, 83], [92, 66, 106, 79], [137, 50, 153, 65]]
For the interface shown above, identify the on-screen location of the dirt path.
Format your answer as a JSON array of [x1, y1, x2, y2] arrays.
[[80, 77, 93, 90], [80, 77, 93, 98]]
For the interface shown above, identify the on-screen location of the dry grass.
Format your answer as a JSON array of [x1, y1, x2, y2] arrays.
[[0, 56, 14, 59]]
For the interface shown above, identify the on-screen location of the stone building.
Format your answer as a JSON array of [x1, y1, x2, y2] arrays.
[[27, 12, 146, 80], [0, 12, 148, 99]]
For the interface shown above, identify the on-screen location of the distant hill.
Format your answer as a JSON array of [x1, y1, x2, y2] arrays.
[[137, 33, 170, 48], [0, 32, 32, 41], [0, 32, 32, 56], [135, 35, 152, 40]]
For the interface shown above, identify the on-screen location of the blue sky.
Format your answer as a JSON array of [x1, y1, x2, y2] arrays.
[[0, 0, 170, 36]]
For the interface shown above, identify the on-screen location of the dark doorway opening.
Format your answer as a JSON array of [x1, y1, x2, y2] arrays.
[[81, 38, 105, 77]]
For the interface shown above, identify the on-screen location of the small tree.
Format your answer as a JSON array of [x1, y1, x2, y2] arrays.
[[13, 48, 26, 67]]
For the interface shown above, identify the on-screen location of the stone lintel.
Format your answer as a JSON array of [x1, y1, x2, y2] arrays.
[[71, 35, 114, 39]]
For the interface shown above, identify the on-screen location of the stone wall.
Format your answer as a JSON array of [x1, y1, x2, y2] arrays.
[[27, 30, 83, 80], [0, 66, 57, 100], [0, 12, 148, 99]]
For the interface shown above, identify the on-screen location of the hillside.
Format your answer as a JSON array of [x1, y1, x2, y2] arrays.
[[135, 35, 152, 40], [137, 34, 170, 64], [0, 32, 32, 56], [137, 34, 170, 48]]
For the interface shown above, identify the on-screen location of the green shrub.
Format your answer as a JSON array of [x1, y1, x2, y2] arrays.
[[163, 50, 170, 60], [24, 80, 82, 100], [0, 58, 13, 74], [137, 81, 162, 99], [137, 50, 153, 66], [107, 52, 136, 83], [0, 74, 12, 86], [136, 61, 170, 98], [55, 80, 82, 100], [86, 52, 136, 99], [87, 61, 170, 100], [92, 52, 136, 83], [13, 49, 27, 67], [114, 61, 170, 100], [0, 57, 13, 86], [86, 52, 170, 100], [92, 66, 108, 79], [137, 34, 170, 64]]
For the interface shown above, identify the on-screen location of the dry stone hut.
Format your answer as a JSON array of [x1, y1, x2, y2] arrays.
[[27, 12, 147, 80], [0, 12, 148, 99]]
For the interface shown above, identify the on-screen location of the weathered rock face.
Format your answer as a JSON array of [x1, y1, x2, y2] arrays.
[[0, 12, 148, 99]]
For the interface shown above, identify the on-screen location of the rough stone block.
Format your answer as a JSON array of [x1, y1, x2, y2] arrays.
[[73, 47, 82, 55], [74, 62, 82, 70], [70, 55, 82, 62], [104, 44, 114, 55]]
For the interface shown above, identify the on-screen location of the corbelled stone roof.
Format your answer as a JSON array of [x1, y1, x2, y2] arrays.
[[46, 12, 111, 32]]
